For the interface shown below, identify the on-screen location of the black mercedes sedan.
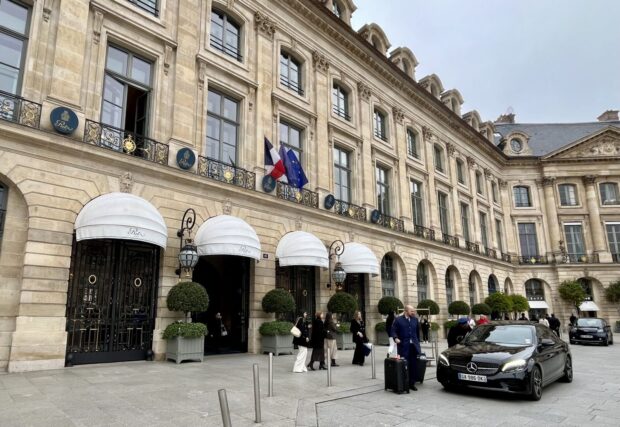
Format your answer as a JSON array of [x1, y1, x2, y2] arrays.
[[569, 318, 614, 345], [436, 322, 572, 400]]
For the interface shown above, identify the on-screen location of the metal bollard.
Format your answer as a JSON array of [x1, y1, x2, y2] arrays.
[[327, 347, 332, 387], [268, 352, 274, 397], [253, 363, 261, 423], [371, 344, 376, 379], [218, 389, 232, 427]]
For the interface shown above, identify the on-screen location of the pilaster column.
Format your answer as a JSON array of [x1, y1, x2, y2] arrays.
[[499, 179, 518, 256], [358, 82, 374, 210], [312, 51, 330, 195], [541, 177, 561, 260], [467, 157, 480, 245], [424, 127, 439, 230], [582, 175, 611, 261], [447, 143, 462, 238], [393, 107, 410, 222]]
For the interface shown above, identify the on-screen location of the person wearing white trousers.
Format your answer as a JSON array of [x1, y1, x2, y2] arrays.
[[292, 313, 310, 373]]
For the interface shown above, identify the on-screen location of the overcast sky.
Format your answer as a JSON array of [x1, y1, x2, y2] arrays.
[[350, 0, 620, 124]]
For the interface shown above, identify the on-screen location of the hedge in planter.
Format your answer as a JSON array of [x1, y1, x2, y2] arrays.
[[262, 288, 296, 320], [378, 296, 404, 315], [448, 300, 470, 316], [375, 321, 389, 345], [260, 289, 296, 355], [417, 299, 440, 315], [328, 292, 358, 319], [472, 303, 492, 315]]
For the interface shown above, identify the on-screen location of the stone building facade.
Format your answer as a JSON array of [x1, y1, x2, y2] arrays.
[[0, 0, 618, 372]]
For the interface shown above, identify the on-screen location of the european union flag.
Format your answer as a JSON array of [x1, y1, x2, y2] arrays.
[[281, 146, 308, 188]]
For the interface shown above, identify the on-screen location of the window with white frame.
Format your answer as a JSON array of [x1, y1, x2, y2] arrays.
[[491, 181, 499, 203], [417, 263, 428, 302], [513, 185, 532, 207], [456, 159, 466, 184], [460, 202, 470, 242], [279, 120, 303, 162], [518, 223, 539, 257], [332, 83, 350, 120], [558, 184, 578, 206], [437, 191, 449, 235], [495, 219, 504, 253], [373, 109, 387, 141], [476, 171, 484, 195], [207, 89, 239, 163], [376, 165, 390, 214], [434, 144, 445, 173], [407, 128, 419, 158], [210, 9, 242, 61], [600, 182, 619, 205], [606, 223, 620, 261], [445, 270, 454, 305], [333, 146, 351, 203], [381, 255, 395, 297], [127, 0, 159, 17], [564, 223, 585, 261], [280, 51, 303, 95], [480, 211, 488, 248], [0, 0, 30, 95], [410, 180, 424, 227]]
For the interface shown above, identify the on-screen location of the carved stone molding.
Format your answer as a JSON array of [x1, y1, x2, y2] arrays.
[[357, 82, 371, 101], [43, 0, 53, 22], [295, 216, 303, 231], [197, 61, 207, 90], [164, 45, 173, 76], [272, 98, 279, 123], [484, 168, 492, 179], [466, 156, 476, 169], [422, 126, 433, 141], [446, 142, 456, 157], [563, 135, 620, 159], [582, 175, 597, 185], [348, 231, 356, 242], [391, 241, 397, 252], [498, 179, 508, 188], [393, 107, 405, 124], [542, 176, 556, 187], [248, 87, 256, 111], [255, 11, 276, 39], [223, 199, 232, 215], [119, 172, 133, 193], [93, 11, 104, 44], [312, 51, 330, 72]]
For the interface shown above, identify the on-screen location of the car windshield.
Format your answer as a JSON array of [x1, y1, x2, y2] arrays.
[[576, 318, 603, 327], [464, 325, 534, 346]]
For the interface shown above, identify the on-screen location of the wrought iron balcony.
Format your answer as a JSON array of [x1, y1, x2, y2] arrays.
[[276, 181, 318, 208], [560, 253, 600, 264], [376, 213, 405, 232], [280, 76, 304, 96], [518, 255, 549, 265], [501, 252, 512, 263], [373, 129, 388, 142], [333, 199, 367, 222], [83, 120, 169, 165], [333, 107, 351, 121], [197, 156, 256, 190], [210, 37, 243, 61], [466, 241, 480, 254], [412, 225, 435, 241], [442, 233, 459, 248], [613, 253, 620, 263], [0, 90, 41, 128], [484, 247, 497, 259]]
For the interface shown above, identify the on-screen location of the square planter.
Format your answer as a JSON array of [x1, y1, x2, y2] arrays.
[[336, 332, 355, 350], [376, 333, 389, 346], [261, 334, 294, 356], [166, 336, 204, 364]]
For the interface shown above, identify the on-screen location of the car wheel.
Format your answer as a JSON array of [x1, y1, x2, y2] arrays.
[[604, 336, 609, 347], [440, 381, 454, 391], [560, 356, 573, 383], [529, 366, 543, 401]]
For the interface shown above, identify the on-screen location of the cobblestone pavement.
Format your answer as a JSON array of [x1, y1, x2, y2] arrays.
[[0, 341, 618, 426]]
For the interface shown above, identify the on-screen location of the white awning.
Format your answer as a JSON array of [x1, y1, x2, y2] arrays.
[[276, 231, 328, 268], [339, 242, 380, 276], [528, 300, 549, 309], [75, 192, 168, 248], [579, 301, 600, 312], [194, 215, 261, 260]]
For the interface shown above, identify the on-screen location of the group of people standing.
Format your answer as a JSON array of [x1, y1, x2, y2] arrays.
[[292, 311, 369, 373]]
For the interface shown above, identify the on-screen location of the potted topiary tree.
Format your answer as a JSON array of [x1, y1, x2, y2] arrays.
[[377, 296, 404, 345], [558, 279, 587, 315], [485, 292, 513, 319], [328, 291, 358, 350], [472, 303, 492, 317], [508, 294, 530, 320], [164, 281, 210, 364], [448, 300, 471, 318], [260, 288, 295, 355]]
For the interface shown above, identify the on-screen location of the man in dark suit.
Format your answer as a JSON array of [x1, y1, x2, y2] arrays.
[[390, 305, 421, 391]]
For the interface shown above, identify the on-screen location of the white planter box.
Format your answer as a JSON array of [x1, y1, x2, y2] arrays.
[[261, 334, 294, 356], [336, 332, 355, 350], [166, 336, 204, 364]]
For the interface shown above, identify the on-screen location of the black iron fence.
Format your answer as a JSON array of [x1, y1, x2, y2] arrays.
[[197, 156, 256, 190], [560, 253, 600, 264], [280, 76, 304, 96], [412, 225, 435, 241], [333, 199, 367, 222], [376, 213, 405, 232], [0, 90, 42, 128], [210, 37, 243, 61], [333, 106, 351, 121], [83, 120, 169, 165], [442, 233, 459, 248], [276, 182, 318, 208]]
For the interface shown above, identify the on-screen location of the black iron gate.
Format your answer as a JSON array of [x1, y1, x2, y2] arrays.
[[276, 263, 316, 321], [65, 239, 160, 365]]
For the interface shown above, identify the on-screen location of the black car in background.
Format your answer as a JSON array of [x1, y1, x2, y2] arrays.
[[569, 318, 614, 346], [437, 322, 572, 401]]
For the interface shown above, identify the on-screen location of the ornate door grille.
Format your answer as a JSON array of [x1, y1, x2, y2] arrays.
[[65, 239, 160, 365]]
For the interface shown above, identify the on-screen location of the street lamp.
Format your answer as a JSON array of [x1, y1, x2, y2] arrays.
[[327, 240, 346, 290], [175, 208, 199, 279]]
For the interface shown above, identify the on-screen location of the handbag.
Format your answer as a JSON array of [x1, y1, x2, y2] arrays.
[[291, 325, 301, 338], [362, 342, 373, 357], [220, 324, 228, 337]]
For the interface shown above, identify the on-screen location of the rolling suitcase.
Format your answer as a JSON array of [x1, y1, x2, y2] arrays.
[[416, 353, 427, 384], [384, 358, 409, 394]]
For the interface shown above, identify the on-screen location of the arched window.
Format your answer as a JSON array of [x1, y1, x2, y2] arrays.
[[524, 279, 544, 300], [381, 255, 395, 297], [280, 51, 303, 95], [445, 269, 454, 305], [487, 275, 497, 295], [513, 186, 532, 207], [332, 83, 350, 120], [468, 274, 476, 307], [417, 263, 428, 302], [406, 128, 418, 158], [0, 183, 7, 240], [210, 9, 242, 61], [373, 109, 387, 141]]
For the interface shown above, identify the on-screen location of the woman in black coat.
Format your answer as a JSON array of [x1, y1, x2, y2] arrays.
[[308, 312, 326, 370], [292, 312, 311, 373], [351, 311, 368, 366]]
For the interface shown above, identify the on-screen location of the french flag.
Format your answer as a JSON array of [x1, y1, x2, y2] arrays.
[[264, 137, 286, 180]]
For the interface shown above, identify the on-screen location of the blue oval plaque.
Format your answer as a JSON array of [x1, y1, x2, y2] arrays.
[[176, 148, 196, 170], [262, 175, 276, 193], [324, 194, 336, 209], [50, 107, 79, 135], [370, 209, 381, 223]]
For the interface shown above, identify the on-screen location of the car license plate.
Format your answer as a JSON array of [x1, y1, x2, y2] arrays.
[[458, 373, 487, 383], [581, 335, 593, 338]]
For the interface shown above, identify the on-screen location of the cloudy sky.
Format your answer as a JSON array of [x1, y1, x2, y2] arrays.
[[350, 0, 620, 124]]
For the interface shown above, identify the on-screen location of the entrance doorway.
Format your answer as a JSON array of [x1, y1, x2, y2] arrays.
[[344, 273, 366, 321], [192, 255, 250, 354], [276, 263, 316, 321], [65, 239, 160, 365]]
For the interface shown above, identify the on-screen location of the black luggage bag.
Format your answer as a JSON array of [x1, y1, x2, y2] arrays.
[[384, 358, 409, 394], [416, 353, 427, 384]]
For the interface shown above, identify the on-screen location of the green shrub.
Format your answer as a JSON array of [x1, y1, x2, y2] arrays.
[[509, 294, 529, 315], [327, 292, 358, 317], [604, 281, 620, 304], [377, 296, 404, 315], [167, 282, 209, 316], [258, 320, 294, 336], [337, 321, 351, 333], [430, 322, 440, 331], [472, 303, 492, 315], [162, 322, 207, 339], [444, 320, 457, 330], [448, 300, 471, 316], [375, 321, 386, 332], [485, 292, 512, 314], [262, 288, 296, 319], [417, 299, 440, 315], [559, 279, 587, 310]]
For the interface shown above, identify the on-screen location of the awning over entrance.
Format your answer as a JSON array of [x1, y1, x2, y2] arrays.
[[75, 192, 167, 248], [339, 242, 379, 276], [276, 231, 328, 268], [194, 215, 261, 260], [579, 301, 600, 312], [528, 300, 549, 309]]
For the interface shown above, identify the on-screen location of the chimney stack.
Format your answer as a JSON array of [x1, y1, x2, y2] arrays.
[[597, 110, 619, 122], [495, 113, 515, 124]]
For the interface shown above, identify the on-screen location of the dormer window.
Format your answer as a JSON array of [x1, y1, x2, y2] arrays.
[[510, 138, 523, 153]]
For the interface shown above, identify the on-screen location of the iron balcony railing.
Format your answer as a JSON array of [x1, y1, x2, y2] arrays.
[[376, 213, 405, 232], [197, 156, 255, 190], [0, 90, 42, 129], [333, 199, 367, 222], [333, 106, 351, 121], [466, 241, 480, 254], [442, 233, 459, 248], [210, 37, 243, 61], [501, 252, 512, 263], [276, 181, 318, 208], [412, 225, 435, 241], [280, 76, 304, 96], [484, 247, 497, 259], [127, 0, 159, 17], [518, 255, 549, 265], [373, 129, 388, 142], [560, 253, 600, 264], [613, 253, 620, 263], [83, 120, 169, 165]]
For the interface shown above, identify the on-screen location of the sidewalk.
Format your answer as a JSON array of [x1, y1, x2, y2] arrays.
[[0, 342, 445, 427]]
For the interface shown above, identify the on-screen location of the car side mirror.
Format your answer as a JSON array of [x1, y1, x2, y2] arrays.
[[539, 338, 554, 347]]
